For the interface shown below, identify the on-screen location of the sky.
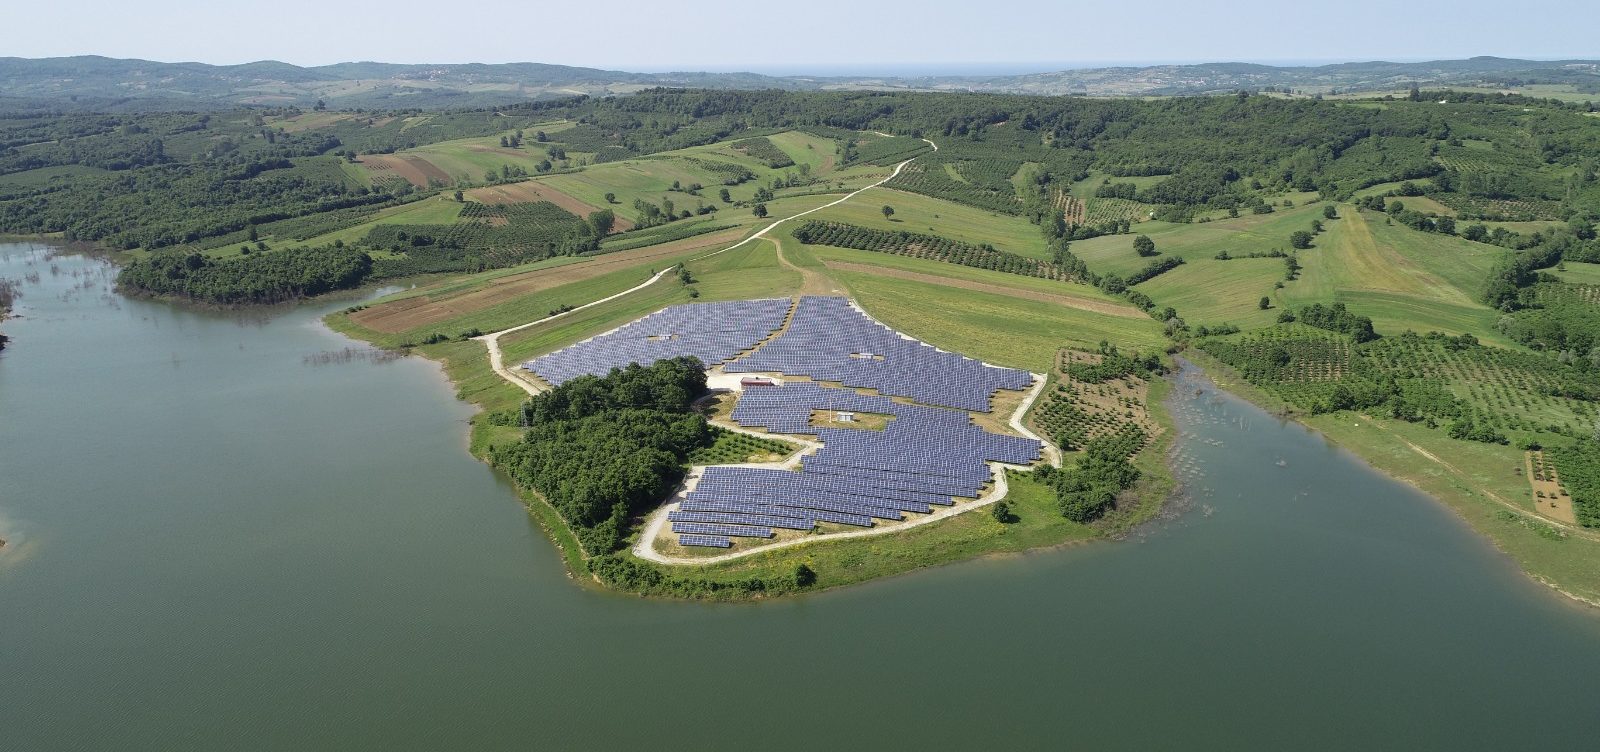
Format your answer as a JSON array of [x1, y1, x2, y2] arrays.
[[5, 0, 1597, 72]]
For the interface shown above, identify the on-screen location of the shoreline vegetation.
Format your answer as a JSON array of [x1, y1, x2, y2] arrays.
[[1183, 350, 1600, 608]]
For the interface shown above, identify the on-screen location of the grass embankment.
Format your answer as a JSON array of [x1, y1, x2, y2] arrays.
[[1186, 349, 1600, 607]]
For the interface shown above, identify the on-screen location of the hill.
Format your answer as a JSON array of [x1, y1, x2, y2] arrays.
[[2, 55, 1597, 112]]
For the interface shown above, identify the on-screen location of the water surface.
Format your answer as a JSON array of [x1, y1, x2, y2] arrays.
[[2, 244, 1598, 750]]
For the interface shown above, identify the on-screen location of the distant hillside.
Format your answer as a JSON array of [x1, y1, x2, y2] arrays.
[[1, 55, 1597, 112]]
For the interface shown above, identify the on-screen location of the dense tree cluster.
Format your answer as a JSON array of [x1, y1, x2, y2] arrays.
[[116, 245, 371, 304], [1548, 439, 1600, 527], [490, 358, 712, 555], [1034, 424, 1147, 522], [1293, 303, 1378, 342], [1125, 256, 1185, 286]]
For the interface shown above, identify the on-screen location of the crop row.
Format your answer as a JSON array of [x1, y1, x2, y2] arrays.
[[884, 160, 1023, 215], [791, 220, 1072, 281]]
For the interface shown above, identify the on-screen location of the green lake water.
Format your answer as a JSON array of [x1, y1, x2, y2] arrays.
[[2, 244, 1599, 750]]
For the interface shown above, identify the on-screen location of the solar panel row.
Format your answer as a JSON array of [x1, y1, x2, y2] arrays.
[[678, 534, 733, 548]]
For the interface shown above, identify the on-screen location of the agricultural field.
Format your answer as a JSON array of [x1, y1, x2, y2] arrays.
[[1028, 350, 1162, 453], [1428, 193, 1565, 221], [1199, 325, 1600, 442]]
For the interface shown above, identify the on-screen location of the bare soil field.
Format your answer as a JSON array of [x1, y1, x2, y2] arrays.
[[821, 260, 1148, 319], [1526, 451, 1577, 524], [465, 181, 635, 230], [359, 154, 452, 187], [351, 228, 745, 333]]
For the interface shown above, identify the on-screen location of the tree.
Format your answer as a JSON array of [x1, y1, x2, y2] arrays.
[[588, 209, 615, 239], [881, 205, 895, 219], [1323, 205, 1338, 220], [604, 192, 617, 204], [1259, 296, 1271, 310], [718, 188, 732, 203], [1310, 219, 1324, 234], [991, 500, 1013, 523], [1289, 230, 1314, 249], [453, 190, 464, 202], [1133, 234, 1157, 257], [1435, 216, 1456, 235], [752, 203, 768, 218]]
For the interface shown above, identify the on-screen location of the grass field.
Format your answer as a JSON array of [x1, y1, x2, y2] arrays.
[[275, 195, 465, 250], [807, 188, 1054, 259], [0, 164, 112, 190], [1136, 259, 1286, 327], [830, 269, 1165, 372], [1071, 203, 1332, 277], [1551, 261, 1600, 285]]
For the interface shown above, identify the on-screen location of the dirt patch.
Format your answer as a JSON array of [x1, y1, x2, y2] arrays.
[[351, 228, 746, 333], [465, 181, 634, 230], [1526, 451, 1577, 524], [359, 154, 453, 188], [822, 260, 1147, 319]]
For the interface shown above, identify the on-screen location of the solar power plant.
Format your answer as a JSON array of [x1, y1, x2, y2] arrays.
[[518, 296, 1041, 549], [522, 298, 792, 385], [671, 381, 1041, 546], [725, 296, 1032, 412]]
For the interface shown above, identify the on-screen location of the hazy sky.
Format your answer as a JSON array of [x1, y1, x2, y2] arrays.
[[8, 0, 1596, 72]]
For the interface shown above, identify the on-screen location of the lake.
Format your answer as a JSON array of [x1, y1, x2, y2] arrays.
[[3, 244, 1599, 750]]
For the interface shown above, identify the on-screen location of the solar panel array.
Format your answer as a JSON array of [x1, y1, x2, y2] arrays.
[[522, 298, 791, 385], [669, 381, 1041, 545], [725, 296, 1032, 412]]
